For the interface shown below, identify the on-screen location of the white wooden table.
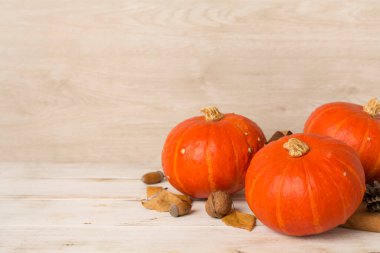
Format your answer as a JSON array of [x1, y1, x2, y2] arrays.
[[2, 0, 380, 252], [1, 163, 379, 253]]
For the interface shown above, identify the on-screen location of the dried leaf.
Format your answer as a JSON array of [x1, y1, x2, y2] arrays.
[[222, 210, 256, 231], [266, 130, 293, 144], [147, 186, 165, 198], [142, 189, 191, 212], [175, 194, 192, 205], [145, 186, 191, 204], [280, 130, 293, 136], [341, 203, 380, 232]]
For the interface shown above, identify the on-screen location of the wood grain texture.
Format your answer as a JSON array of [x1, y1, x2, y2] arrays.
[[1, 163, 380, 253], [1, 226, 379, 253], [2, 2, 380, 250], [0, 163, 247, 200], [1, 0, 380, 164]]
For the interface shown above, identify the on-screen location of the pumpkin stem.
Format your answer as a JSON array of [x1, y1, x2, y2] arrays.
[[283, 138, 310, 157], [363, 98, 380, 118], [200, 106, 224, 121]]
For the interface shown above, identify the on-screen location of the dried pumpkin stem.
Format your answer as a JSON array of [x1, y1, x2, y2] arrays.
[[283, 138, 310, 157], [363, 98, 380, 117], [200, 106, 224, 121]]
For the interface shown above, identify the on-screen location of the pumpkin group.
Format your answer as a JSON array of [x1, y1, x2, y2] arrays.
[[304, 98, 380, 182], [245, 133, 365, 236], [162, 106, 265, 198]]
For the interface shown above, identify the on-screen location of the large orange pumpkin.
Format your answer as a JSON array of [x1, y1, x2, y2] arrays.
[[245, 134, 365, 236], [162, 106, 265, 198], [304, 98, 380, 182]]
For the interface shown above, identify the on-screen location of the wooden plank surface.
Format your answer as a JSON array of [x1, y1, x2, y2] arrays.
[[1, 0, 380, 164], [1, 1, 380, 252], [0, 163, 380, 253], [1, 226, 378, 253], [0, 163, 247, 200]]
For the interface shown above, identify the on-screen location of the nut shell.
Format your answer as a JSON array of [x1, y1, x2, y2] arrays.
[[170, 202, 192, 217], [205, 191, 232, 218], [141, 171, 164, 184]]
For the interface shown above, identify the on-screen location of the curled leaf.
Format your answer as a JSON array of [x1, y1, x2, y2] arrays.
[[222, 210, 256, 231], [175, 194, 192, 205], [145, 186, 191, 204], [142, 188, 192, 213], [147, 186, 165, 198]]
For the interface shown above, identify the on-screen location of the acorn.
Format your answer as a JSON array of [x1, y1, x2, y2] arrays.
[[205, 191, 233, 218], [169, 201, 192, 217], [141, 171, 164, 184]]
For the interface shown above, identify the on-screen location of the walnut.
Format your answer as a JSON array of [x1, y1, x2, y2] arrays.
[[205, 191, 232, 218]]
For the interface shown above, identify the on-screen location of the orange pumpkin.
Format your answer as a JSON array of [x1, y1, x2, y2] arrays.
[[245, 134, 365, 236], [304, 98, 380, 182], [162, 106, 265, 198]]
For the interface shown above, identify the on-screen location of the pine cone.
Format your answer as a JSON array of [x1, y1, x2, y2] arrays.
[[365, 181, 380, 212]]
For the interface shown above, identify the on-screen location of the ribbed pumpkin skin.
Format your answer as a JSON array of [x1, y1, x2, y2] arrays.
[[245, 134, 365, 236], [162, 113, 265, 198], [304, 102, 380, 182]]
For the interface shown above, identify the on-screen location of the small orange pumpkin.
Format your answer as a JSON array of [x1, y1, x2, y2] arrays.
[[245, 134, 365, 236], [162, 106, 265, 198], [304, 98, 380, 182]]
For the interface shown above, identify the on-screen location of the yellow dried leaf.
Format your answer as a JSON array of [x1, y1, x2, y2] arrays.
[[222, 210, 256, 231], [146, 186, 164, 198], [142, 189, 185, 212], [145, 187, 191, 204], [175, 194, 192, 205]]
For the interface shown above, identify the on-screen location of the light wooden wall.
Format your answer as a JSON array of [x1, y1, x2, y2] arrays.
[[1, 0, 380, 165]]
